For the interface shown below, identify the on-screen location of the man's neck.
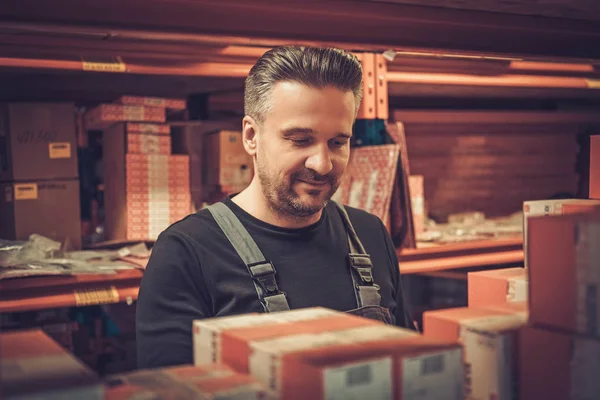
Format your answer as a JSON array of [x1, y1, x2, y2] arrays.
[[231, 181, 322, 229]]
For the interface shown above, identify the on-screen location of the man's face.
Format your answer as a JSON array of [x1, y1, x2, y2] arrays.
[[251, 82, 356, 218]]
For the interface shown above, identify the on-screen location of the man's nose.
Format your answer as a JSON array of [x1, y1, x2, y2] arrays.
[[305, 144, 333, 176]]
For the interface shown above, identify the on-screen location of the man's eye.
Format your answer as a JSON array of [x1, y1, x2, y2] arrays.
[[330, 139, 348, 147], [291, 139, 310, 146]]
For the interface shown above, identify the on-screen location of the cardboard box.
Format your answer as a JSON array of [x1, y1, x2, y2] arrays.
[[220, 311, 379, 374], [116, 95, 187, 111], [459, 315, 524, 400], [170, 121, 240, 209], [103, 127, 192, 240], [519, 326, 600, 400], [249, 325, 463, 400], [105, 123, 172, 154], [106, 364, 272, 400], [0, 103, 78, 181], [423, 307, 527, 400], [0, 179, 82, 248], [468, 267, 528, 307], [423, 307, 512, 343], [528, 212, 600, 337], [193, 308, 341, 366], [523, 199, 600, 268], [0, 329, 102, 399], [84, 104, 165, 129], [204, 130, 253, 193], [591, 135, 600, 199], [409, 175, 425, 235]]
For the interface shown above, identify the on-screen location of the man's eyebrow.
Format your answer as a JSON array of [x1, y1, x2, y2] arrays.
[[281, 127, 315, 137], [280, 127, 352, 139]]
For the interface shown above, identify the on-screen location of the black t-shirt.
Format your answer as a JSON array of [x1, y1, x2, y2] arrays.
[[136, 197, 413, 369]]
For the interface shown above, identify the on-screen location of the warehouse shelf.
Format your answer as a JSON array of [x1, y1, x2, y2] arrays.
[[398, 237, 523, 274], [0, 237, 523, 315], [2, 0, 600, 60], [0, 270, 143, 313], [0, 1, 596, 313]]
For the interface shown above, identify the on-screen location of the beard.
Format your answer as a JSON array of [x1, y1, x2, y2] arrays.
[[256, 157, 341, 219]]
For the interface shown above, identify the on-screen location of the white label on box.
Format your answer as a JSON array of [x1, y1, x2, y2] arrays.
[[460, 327, 513, 400], [14, 183, 38, 200], [576, 221, 600, 336], [324, 357, 392, 400], [402, 348, 463, 400], [523, 200, 565, 217], [269, 307, 338, 323], [48, 142, 71, 159], [507, 276, 528, 303], [571, 336, 600, 399]]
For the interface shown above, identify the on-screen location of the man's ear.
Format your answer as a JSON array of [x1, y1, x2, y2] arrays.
[[242, 115, 259, 156]]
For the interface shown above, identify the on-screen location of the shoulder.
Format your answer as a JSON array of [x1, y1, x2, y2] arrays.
[[159, 207, 221, 245]]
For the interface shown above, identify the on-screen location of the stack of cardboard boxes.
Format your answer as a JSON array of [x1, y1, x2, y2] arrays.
[[193, 307, 465, 400], [171, 122, 254, 209], [424, 259, 528, 400], [3, 308, 466, 400], [524, 207, 600, 399], [0, 103, 82, 248], [522, 198, 600, 267], [423, 198, 600, 400], [88, 96, 192, 241], [203, 130, 253, 201]]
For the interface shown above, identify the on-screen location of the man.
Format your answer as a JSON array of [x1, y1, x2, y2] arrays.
[[136, 46, 414, 369]]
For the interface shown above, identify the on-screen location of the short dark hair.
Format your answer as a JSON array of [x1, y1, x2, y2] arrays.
[[244, 46, 363, 122]]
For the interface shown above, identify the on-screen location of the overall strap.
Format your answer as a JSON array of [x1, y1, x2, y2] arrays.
[[332, 200, 382, 308], [206, 202, 290, 312]]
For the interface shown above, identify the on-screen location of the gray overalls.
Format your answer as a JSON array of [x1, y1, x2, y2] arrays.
[[206, 200, 394, 325]]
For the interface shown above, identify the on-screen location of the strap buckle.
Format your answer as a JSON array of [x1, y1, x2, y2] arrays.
[[263, 293, 290, 312], [248, 261, 280, 295], [348, 254, 375, 285]]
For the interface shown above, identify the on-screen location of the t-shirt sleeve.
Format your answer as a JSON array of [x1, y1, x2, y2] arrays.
[[378, 220, 418, 331], [136, 230, 212, 369]]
